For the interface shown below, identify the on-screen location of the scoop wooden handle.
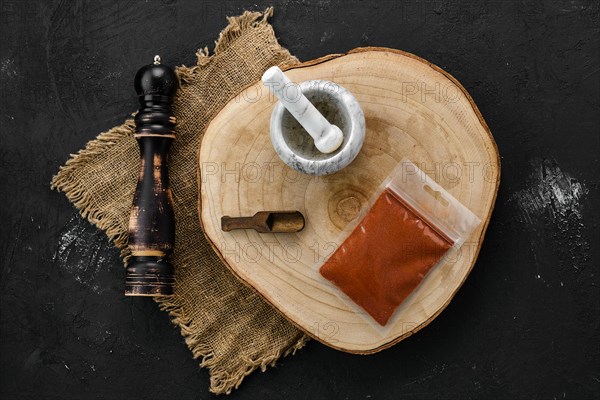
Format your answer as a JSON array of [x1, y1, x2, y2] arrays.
[[125, 56, 178, 297]]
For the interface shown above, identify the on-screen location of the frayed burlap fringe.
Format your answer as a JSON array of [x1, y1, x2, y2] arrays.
[[51, 119, 135, 251], [158, 297, 309, 393], [176, 7, 277, 84], [52, 8, 307, 395]]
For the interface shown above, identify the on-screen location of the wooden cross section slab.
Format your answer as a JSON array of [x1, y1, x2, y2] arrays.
[[198, 48, 500, 353]]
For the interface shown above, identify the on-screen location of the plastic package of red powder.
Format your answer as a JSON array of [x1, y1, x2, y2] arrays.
[[318, 159, 480, 330]]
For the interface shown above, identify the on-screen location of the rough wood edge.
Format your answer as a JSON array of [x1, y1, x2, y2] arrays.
[[197, 47, 501, 354]]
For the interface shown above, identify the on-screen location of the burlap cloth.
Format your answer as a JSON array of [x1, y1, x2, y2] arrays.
[[51, 8, 308, 395]]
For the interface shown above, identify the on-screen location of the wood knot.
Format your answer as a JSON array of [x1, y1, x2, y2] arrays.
[[337, 196, 362, 222], [328, 188, 368, 230]]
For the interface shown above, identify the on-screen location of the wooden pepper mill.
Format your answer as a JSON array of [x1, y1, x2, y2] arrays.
[[125, 55, 177, 296]]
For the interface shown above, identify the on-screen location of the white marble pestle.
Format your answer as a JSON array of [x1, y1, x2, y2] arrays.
[[262, 66, 344, 154]]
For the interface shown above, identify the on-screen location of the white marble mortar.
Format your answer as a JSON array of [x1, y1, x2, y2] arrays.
[[269, 80, 366, 176]]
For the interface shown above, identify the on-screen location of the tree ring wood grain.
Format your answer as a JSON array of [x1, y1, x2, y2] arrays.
[[198, 47, 500, 353]]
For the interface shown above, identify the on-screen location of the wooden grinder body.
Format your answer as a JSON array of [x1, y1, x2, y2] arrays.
[[125, 58, 178, 296]]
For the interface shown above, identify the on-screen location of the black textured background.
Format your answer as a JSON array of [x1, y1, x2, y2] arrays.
[[1, 1, 599, 399]]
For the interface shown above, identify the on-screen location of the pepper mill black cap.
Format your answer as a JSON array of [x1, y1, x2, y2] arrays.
[[134, 55, 178, 98], [133, 56, 178, 135]]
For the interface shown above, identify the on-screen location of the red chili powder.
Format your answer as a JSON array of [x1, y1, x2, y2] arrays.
[[320, 188, 454, 326]]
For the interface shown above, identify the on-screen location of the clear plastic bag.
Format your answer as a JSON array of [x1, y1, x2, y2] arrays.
[[317, 159, 481, 332]]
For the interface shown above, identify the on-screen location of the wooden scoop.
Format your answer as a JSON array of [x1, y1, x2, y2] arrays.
[[221, 211, 305, 233]]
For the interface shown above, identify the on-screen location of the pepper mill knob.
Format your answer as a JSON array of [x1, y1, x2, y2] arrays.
[[125, 56, 178, 296], [133, 56, 178, 135], [134, 56, 178, 98]]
